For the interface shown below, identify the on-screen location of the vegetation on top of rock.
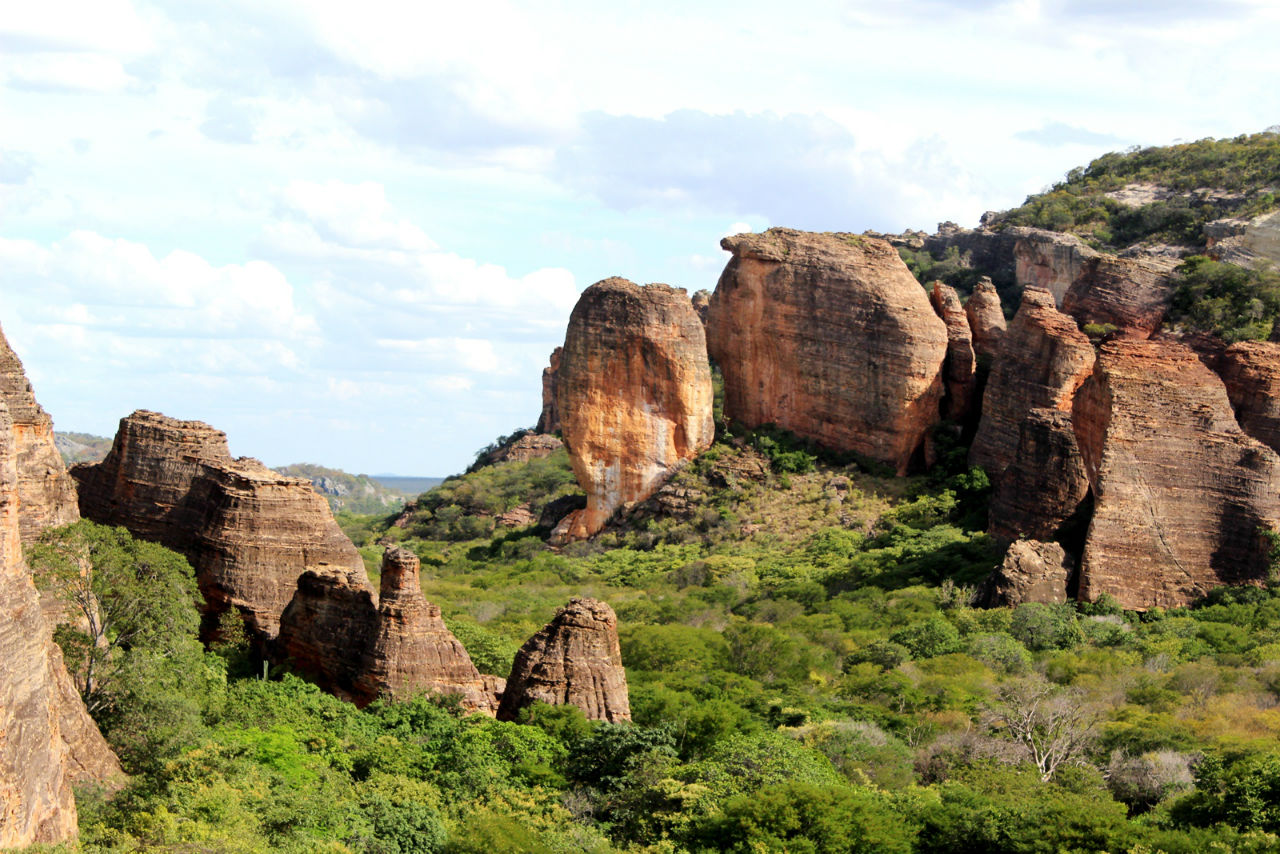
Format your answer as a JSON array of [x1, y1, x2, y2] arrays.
[[1166, 255, 1280, 342], [993, 130, 1280, 250], [277, 462, 415, 514]]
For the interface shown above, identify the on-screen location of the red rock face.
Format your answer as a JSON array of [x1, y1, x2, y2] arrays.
[[1073, 339, 1280, 609], [930, 281, 977, 422], [555, 278, 714, 541], [354, 547, 496, 713], [497, 597, 630, 723], [1061, 255, 1175, 339], [72, 411, 366, 643], [707, 229, 948, 475], [970, 288, 1096, 481], [535, 347, 563, 435], [1012, 228, 1099, 305], [965, 277, 1007, 362], [0, 325, 79, 543], [272, 564, 377, 701], [988, 408, 1090, 544], [1216, 341, 1280, 454]]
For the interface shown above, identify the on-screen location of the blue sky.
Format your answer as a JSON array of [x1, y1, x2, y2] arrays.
[[1, 0, 1276, 476]]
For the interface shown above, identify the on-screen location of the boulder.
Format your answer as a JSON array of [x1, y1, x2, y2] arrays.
[[988, 408, 1090, 544], [497, 597, 630, 723], [554, 277, 714, 541], [1073, 339, 1280, 609], [273, 564, 378, 700], [0, 325, 79, 543], [535, 347, 563, 435], [354, 547, 496, 713], [1216, 341, 1280, 454], [970, 288, 1096, 482], [930, 281, 977, 422], [980, 539, 1072, 607], [72, 410, 366, 643], [965, 276, 1007, 362], [707, 228, 948, 474]]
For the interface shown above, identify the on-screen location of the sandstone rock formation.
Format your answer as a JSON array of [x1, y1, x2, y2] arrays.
[[965, 277, 1007, 362], [930, 281, 977, 422], [1206, 210, 1280, 268], [354, 547, 496, 712], [980, 539, 1072, 607], [473, 431, 563, 469], [1013, 229, 1099, 305], [0, 325, 79, 543], [1215, 341, 1280, 455], [691, 289, 711, 325], [970, 288, 1095, 481], [707, 228, 948, 474], [554, 278, 714, 541], [497, 597, 630, 723], [273, 564, 378, 700], [72, 410, 366, 642], [535, 347, 563, 435], [988, 408, 1090, 544], [1073, 339, 1280, 609], [1061, 255, 1176, 338]]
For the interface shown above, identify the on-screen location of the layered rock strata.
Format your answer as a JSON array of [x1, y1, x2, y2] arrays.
[[988, 408, 1090, 544], [1013, 229, 1099, 305], [535, 347, 563, 435], [273, 564, 378, 700], [474, 431, 563, 468], [930, 281, 977, 422], [707, 228, 948, 474], [965, 277, 1007, 362], [497, 597, 630, 723], [1073, 339, 1280, 608], [354, 547, 496, 712], [72, 410, 365, 642], [969, 288, 1095, 481], [554, 278, 714, 541], [0, 325, 79, 543], [1215, 341, 1280, 454], [1061, 255, 1176, 338], [981, 539, 1072, 607]]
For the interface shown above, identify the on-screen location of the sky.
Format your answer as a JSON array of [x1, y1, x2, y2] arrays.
[[1, 1, 1277, 476]]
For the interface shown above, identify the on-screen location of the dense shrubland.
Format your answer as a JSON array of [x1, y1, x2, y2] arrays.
[[24, 427, 1280, 853]]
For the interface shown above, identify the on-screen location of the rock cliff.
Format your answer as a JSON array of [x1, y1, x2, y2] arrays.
[[554, 278, 714, 541], [1215, 341, 1280, 454], [965, 277, 1007, 362], [970, 288, 1096, 481], [1061, 255, 1176, 338], [497, 597, 630, 723], [272, 564, 378, 700], [535, 347, 563, 435], [707, 228, 948, 474], [354, 547, 496, 712], [987, 408, 1090, 544], [930, 281, 977, 422], [0, 325, 79, 543], [72, 410, 366, 642], [1073, 339, 1280, 608], [1012, 228, 1099, 305]]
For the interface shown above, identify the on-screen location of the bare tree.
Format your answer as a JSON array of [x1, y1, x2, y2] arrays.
[[983, 677, 1099, 782]]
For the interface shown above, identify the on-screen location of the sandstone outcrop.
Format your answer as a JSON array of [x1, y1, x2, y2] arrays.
[[1206, 210, 1280, 268], [965, 277, 1007, 362], [0, 325, 79, 543], [273, 564, 378, 700], [1215, 341, 1280, 455], [72, 410, 366, 642], [497, 597, 630, 723], [1013, 228, 1099, 305], [1073, 339, 1280, 608], [930, 281, 977, 422], [980, 539, 1072, 607], [535, 347, 563, 435], [554, 278, 714, 541], [473, 431, 563, 469], [354, 547, 496, 712], [970, 288, 1095, 481], [988, 408, 1090, 544], [707, 228, 948, 474], [691, 289, 711, 325], [1061, 255, 1176, 338]]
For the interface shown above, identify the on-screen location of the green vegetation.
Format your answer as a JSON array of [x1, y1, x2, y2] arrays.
[[277, 463, 416, 515], [53, 431, 114, 465], [1166, 255, 1280, 342], [26, 430, 1280, 853]]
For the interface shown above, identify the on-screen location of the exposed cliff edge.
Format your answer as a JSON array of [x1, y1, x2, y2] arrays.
[[553, 277, 713, 542], [707, 228, 948, 475]]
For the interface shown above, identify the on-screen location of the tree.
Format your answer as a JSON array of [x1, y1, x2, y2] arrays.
[[983, 677, 1099, 781]]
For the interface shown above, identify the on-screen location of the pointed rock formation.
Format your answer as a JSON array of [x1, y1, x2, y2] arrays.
[[535, 347, 563, 435], [930, 281, 977, 422], [970, 288, 1096, 481], [1216, 341, 1280, 455], [71, 410, 366, 643], [988, 408, 1090, 544], [707, 228, 948, 474], [1061, 255, 1176, 339], [1073, 339, 1280, 609], [497, 597, 630, 723], [691, 289, 711, 325], [965, 277, 1007, 362], [0, 325, 79, 543], [554, 277, 713, 541], [354, 547, 496, 712], [272, 564, 378, 700], [980, 539, 1072, 607]]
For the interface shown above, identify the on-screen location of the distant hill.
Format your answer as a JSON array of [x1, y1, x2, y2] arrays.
[[369, 475, 444, 495], [276, 463, 431, 514], [53, 431, 113, 465]]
